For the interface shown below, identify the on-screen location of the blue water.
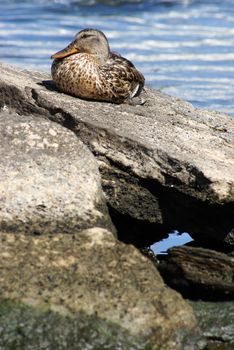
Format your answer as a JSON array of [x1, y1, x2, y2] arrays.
[[1, 0, 234, 116], [151, 232, 193, 254]]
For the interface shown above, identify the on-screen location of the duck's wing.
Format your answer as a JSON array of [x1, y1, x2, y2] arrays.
[[100, 52, 145, 102]]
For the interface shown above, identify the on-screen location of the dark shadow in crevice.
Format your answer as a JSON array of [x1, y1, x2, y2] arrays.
[[139, 177, 234, 249], [157, 273, 234, 302], [108, 206, 169, 248]]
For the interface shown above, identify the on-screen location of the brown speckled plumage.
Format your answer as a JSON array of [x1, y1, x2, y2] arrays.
[[51, 28, 145, 103]]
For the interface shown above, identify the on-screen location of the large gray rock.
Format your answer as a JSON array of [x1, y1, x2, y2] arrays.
[[0, 228, 197, 349], [0, 62, 233, 245], [0, 111, 113, 234]]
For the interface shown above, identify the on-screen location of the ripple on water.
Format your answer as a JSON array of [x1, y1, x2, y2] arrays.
[[0, 0, 233, 115]]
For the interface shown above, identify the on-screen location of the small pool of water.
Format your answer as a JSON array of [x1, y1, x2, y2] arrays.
[[151, 231, 193, 254]]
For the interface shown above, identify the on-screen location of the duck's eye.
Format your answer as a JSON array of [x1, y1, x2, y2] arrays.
[[81, 33, 94, 39]]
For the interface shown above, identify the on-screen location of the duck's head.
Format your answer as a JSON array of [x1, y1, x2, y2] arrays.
[[51, 28, 110, 63]]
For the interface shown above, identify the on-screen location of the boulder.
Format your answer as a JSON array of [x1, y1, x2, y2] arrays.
[[0, 111, 113, 235], [0, 228, 197, 349], [0, 62, 233, 246]]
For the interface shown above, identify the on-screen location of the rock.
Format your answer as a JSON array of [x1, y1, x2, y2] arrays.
[[158, 246, 234, 299], [0, 62, 233, 246], [0, 300, 150, 350], [191, 301, 234, 349], [177, 300, 234, 349], [0, 111, 113, 235], [0, 228, 197, 349]]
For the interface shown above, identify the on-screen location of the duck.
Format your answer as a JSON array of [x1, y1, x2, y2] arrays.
[[51, 28, 145, 104]]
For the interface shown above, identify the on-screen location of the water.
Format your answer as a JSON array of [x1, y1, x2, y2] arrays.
[[1, 0, 234, 116], [151, 232, 193, 254]]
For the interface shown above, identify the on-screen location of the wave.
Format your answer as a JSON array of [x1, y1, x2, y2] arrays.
[[33, 0, 193, 5], [6, 0, 197, 9]]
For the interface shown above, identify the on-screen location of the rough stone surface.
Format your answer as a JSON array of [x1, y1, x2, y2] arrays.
[[0, 228, 197, 349], [192, 301, 234, 349], [0, 301, 148, 350], [0, 62, 233, 245], [159, 246, 234, 299], [0, 111, 113, 234]]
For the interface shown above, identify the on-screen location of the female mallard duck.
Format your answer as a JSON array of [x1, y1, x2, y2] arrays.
[[51, 28, 145, 104]]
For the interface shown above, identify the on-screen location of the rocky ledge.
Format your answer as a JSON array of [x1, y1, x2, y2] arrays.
[[0, 62, 234, 349], [0, 62, 233, 246]]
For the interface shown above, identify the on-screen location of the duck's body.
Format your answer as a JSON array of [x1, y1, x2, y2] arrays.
[[51, 29, 145, 104]]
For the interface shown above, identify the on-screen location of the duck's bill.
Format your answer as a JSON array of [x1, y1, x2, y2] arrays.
[[51, 43, 78, 59]]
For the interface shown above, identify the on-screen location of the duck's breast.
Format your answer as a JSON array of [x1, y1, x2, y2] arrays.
[[51, 53, 101, 99]]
